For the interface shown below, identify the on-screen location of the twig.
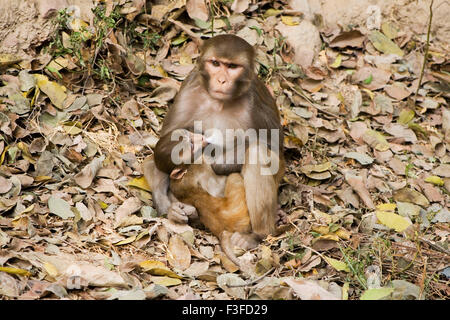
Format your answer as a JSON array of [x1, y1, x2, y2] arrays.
[[414, 0, 434, 102], [419, 236, 450, 255], [168, 18, 203, 46], [281, 76, 340, 119]]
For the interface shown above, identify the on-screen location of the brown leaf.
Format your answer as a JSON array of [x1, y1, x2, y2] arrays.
[[284, 278, 340, 300], [186, 0, 209, 21], [167, 235, 191, 271], [344, 170, 375, 209], [74, 155, 105, 189], [384, 82, 411, 100], [329, 30, 365, 48], [0, 176, 12, 194], [352, 67, 391, 90], [393, 188, 430, 207]]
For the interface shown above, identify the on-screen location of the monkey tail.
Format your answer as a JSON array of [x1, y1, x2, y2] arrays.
[[220, 231, 243, 269]]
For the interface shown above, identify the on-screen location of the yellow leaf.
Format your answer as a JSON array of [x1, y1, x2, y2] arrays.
[[368, 31, 403, 56], [376, 210, 412, 232], [424, 176, 444, 186], [34, 176, 52, 182], [316, 234, 340, 242], [398, 109, 415, 125], [114, 235, 137, 246], [179, 52, 192, 66], [329, 54, 342, 68], [12, 216, 29, 230], [43, 262, 59, 277], [281, 16, 300, 26], [311, 225, 330, 235], [34, 74, 67, 109], [363, 130, 390, 151], [139, 260, 165, 270], [98, 200, 108, 210], [128, 177, 151, 192], [0, 145, 9, 165], [47, 57, 69, 71], [361, 287, 394, 300], [151, 276, 182, 287], [63, 125, 82, 135], [342, 282, 349, 300], [376, 203, 396, 212], [264, 8, 282, 18], [324, 257, 350, 272], [335, 227, 351, 240], [0, 266, 31, 277]]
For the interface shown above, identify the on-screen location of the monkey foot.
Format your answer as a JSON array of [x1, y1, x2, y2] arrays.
[[167, 202, 198, 224], [277, 207, 288, 226], [230, 232, 259, 251]]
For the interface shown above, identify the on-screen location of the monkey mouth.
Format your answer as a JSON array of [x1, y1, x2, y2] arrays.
[[211, 90, 232, 98]]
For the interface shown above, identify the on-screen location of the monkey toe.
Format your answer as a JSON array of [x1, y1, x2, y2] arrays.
[[277, 207, 288, 226], [167, 202, 195, 224], [230, 232, 259, 250]]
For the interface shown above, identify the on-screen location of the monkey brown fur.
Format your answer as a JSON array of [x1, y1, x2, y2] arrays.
[[143, 34, 284, 268]]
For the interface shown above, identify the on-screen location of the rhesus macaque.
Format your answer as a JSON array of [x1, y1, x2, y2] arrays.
[[143, 34, 284, 266]]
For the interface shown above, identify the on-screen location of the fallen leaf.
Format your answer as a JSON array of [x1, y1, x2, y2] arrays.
[[216, 273, 246, 299], [48, 196, 75, 219], [167, 235, 191, 271], [128, 176, 151, 192], [424, 176, 444, 186], [393, 188, 430, 207], [376, 210, 412, 232], [152, 276, 182, 287], [344, 152, 374, 165], [0, 266, 31, 277], [368, 31, 404, 56], [324, 257, 350, 272], [34, 74, 67, 109], [284, 278, 340, 300], [360, 287, 394, 300]]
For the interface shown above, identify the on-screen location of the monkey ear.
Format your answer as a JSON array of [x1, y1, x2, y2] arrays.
[[170, 168, 187, 180]]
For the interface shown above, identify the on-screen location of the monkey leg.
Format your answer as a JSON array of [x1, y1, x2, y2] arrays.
[[241, 142, 284, 238], [143, 157, 198, 223]]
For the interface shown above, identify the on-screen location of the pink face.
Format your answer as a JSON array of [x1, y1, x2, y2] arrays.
[[204, 57, 245, 100]]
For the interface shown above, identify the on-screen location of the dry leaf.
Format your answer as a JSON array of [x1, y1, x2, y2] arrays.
[[167, 235, 191, 271]]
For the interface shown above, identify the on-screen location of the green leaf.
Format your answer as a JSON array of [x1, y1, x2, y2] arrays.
[[363, 74, 373, 84], [398, 109, 415, 124], [368, 31, 404, 56], [324, 257, 350, 272], [249, 26, 262, 37], [171, 34, 188, 46], [329, 54, 342, 68], [360, 287, 394, 300], [193, 18, 211, 29]]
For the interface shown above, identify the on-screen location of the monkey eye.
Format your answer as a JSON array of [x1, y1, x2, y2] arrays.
[[227, 63, 239, 69], [210, 60, 220, 67]]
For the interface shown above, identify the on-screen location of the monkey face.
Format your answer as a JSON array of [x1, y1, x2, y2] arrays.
[[203, 57, 245, 100]]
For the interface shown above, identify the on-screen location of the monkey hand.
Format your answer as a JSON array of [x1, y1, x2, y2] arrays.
[[189, 132, 207, 154], [168, 201, 198, 224]]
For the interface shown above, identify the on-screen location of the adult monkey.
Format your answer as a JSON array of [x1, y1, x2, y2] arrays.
[[143, 34, 284, 256]]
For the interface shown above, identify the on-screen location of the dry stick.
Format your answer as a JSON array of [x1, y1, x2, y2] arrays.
[[414, 0, 434, 102], [281, 76, 340, 119], [168, 18, 203, 46]]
